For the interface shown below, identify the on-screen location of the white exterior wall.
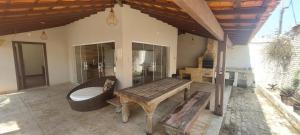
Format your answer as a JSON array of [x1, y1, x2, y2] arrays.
[[226, 45, 254, 87], [0, 5, 178, 92], [65, 5, 177, 89], [226, 45, 251, 69], [177, 33, 207, 69], [246, 38, 300, 88], [0, 27, 69, 93], [66, 6, 123, 86], [120, 5, 178, 88]]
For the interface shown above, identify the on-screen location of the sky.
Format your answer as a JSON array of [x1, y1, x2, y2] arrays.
[[252, 0, 300, 42]]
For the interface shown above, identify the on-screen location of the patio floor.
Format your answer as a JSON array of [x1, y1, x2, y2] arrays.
[[221, 87, 300, 135], [0, 82, 230, 135]]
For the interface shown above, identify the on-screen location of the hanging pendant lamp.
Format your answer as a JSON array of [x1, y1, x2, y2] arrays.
[[106, 7, 118, 26]]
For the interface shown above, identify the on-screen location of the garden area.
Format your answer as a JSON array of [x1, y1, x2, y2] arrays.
[[264, 35, 300, 114]]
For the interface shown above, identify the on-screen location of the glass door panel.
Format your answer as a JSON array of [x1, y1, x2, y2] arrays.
[[75, 46, 82, 83], [75, 42, 115, 83], [81, 44, 99, 82], [97, 44, 104, 78], [132, 43, 167, 86], [154, 46, 162, 81], [161, 47, 167, 78], [101, 42, 115, 77], [132, 43, 144, 85], [143, 44, 154, 84]]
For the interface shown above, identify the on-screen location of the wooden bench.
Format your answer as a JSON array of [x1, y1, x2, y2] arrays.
[[160, 91, 211, 135]]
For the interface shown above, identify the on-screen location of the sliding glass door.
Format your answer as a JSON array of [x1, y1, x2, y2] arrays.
[[81, 44, 98, 82], [132, 42, 167, 86], [75, 42, 115, 83]]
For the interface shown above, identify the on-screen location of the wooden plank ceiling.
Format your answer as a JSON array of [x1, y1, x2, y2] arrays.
[[0, 0, 278, 45]]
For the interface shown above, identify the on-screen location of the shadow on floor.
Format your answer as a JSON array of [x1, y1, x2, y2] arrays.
[[221, 87, 272, 135], [220, 87, 300, 135]]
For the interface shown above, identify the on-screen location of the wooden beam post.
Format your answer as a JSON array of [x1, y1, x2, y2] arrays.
[[174, 0, 224, 41], [214, 34, 228, 116]]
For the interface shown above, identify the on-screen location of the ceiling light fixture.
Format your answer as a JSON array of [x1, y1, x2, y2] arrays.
[[40, 22, 48, 40], [106, 0, 118, 26], [106, 8, 118, 26]]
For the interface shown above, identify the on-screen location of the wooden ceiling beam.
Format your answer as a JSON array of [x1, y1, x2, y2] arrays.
[[0, 10, 98, 22], [125, 2, 187, 17], [225, 29, 253, 33], [223, 25, 256, 30], [129, 5, 192, 21], [0, 18, 78, 28], [174, 0, 224, 40], [249, 0, 272, 39], [233, 0, 242, 8], [0, 21, 71, 35], [219, 18, 259, 23], [0, 0, 112, 9], [151, 17, 212, 35], [206, 0, 235, 1], [0, 12, 96, 26], [124, 0, 178, 9], [0, 5, 110, 16], [146, 13, 196, 24], [127, 2, 215, 38], [212, 7, 266, 14], [129, 5, 186, 18]]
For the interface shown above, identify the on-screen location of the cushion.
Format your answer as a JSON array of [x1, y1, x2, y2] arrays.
[[70, 87, 103, 101], [103, 79, 115, 91]]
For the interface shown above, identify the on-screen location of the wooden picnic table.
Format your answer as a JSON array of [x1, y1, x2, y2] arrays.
[[115, 78, 192, 135]]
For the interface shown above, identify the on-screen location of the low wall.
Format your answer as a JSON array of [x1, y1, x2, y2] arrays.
[[257, 85, 300, 131]]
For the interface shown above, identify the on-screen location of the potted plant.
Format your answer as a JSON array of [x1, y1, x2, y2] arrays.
[[293, 92, 300, 114], [280, 87, 296, 106], [292, 70, 300, 114]]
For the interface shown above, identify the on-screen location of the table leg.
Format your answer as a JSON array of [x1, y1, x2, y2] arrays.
[[120, 98, 130, 123], [184, 85, 191, 101], [143, 104, 157, 135], [146, 113, 154, 135]]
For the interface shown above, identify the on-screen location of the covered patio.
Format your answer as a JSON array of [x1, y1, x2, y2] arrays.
[[0, 83, 231, 135], [0, 0, 280, 135]]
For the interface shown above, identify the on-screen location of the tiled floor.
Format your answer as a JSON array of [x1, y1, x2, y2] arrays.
[[221, 87, 300, 135], [0, 83, 225, 135]]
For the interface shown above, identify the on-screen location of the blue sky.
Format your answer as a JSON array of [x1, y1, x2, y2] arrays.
[[252, 0, 300, 41]]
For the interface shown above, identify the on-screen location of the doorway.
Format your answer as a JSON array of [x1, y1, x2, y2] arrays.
[[132, 42, 167, 86], [12, 41, 49, 90], [75, 42, 115, 83]]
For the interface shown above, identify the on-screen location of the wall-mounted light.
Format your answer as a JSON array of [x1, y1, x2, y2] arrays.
[[40, 22, 48, 40], [40, 30, 48, 40], [27, 32, 31, 37]]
